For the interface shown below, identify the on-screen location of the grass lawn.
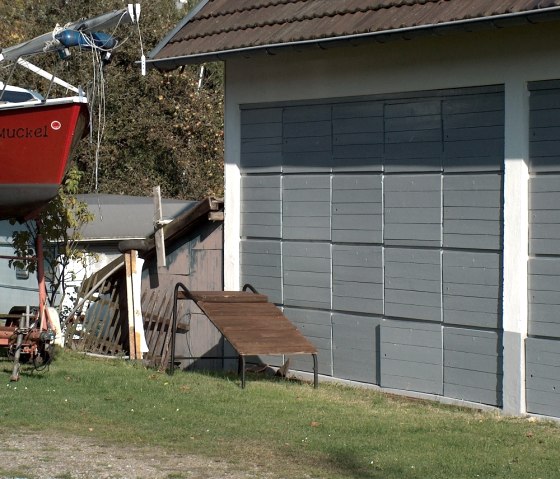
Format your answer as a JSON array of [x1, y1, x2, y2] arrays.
[[0, 350, 559, 478]]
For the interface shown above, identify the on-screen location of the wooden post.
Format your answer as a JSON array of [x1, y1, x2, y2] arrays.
[[124, 251, 136, 359], [125, 249, 147, 360], [132, 251, 147, 358], [153, 186, 167, 268]]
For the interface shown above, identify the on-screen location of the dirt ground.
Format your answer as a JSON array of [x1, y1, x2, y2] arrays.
[[0, 430, 276, 479]]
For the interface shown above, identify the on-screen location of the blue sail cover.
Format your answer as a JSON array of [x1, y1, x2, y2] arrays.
[[0, 8, 132, 62], [55, 31, 118, 50]]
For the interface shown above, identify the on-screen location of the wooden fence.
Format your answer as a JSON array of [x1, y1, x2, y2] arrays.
[[141, 289, 189, 369], [64, 253, 189, 370]]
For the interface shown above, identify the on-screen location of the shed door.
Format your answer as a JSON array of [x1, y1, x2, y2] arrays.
[[239, 86, 504, 405]]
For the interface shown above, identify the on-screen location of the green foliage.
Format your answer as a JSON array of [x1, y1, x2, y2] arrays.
[[10, 167, 95, 306], [0, 0, 225, 200]]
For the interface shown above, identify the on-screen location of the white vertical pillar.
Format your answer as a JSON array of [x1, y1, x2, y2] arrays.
[[224, 162, 241, 291], [502, 79, 530, 415], [223, 66, 241, 292]]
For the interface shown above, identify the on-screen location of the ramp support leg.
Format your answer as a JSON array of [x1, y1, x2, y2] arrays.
[[312, 353, 318, 389], [239, 355, 246, 389]]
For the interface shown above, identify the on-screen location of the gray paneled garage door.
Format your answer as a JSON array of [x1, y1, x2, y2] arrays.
[[240, 86, 504, 406], [528, 80, 560, 417]]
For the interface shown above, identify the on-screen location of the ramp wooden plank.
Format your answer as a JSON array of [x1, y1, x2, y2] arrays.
[[198, 302, 287, 317], [178, 291, 268, 303], [223, 339, 316, 355], [221, 324, 298, 332]]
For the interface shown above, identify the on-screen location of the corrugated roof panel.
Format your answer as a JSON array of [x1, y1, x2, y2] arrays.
[[151, 0, 560, 63], [77, 194, 196, 241]]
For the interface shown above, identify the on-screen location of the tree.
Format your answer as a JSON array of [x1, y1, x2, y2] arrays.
[[10, 167, 95, 309], [1, 0, 225, 200], [72, 0, 225, 200]]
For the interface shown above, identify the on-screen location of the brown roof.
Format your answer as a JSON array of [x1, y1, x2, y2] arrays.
[[150, 0, 560, 66]]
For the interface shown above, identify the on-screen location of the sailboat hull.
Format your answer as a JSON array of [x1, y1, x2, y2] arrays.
[[0, 98, 89, 220]]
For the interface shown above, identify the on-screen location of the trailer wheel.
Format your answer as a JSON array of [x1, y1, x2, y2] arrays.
[[7, 344, 31, 364], [33, 343, 54, 371]]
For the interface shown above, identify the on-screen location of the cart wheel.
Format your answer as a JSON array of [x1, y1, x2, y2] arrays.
[[33, 343, 54, 370], [7, 345, 30, 364]]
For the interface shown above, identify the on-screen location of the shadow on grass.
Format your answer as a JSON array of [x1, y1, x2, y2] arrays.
[[321, 447, 408, 479], [185, 368, 313, 389], [0, 357, 52, 380]]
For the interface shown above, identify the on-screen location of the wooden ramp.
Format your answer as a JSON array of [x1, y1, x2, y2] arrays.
[[173, 286, 318, 388]]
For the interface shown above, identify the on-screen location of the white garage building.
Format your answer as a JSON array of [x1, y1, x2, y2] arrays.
[[149, 0, 560, 418]]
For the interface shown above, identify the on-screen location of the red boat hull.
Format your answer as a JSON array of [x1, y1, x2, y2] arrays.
[[0, 99, 89, 220]]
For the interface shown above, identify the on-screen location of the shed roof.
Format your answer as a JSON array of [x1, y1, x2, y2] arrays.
[[77, 194, 196, 242], [149, 0, 560, 67], [118, 196, 224, 256]]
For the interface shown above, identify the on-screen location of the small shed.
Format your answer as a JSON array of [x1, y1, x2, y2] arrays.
[[0, 195, 194, 315], [58, 194, 195, 316], [66, 197, 225, 370]]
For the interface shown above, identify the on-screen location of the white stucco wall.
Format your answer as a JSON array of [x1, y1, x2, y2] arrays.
[[222, 22, 560, 414]]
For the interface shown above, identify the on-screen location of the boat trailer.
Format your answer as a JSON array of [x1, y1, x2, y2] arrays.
[[0, 306, 55, 380], [0, 223, 57, 380]]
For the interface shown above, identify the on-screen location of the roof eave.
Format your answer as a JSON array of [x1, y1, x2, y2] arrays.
[[147, 6, 560, 69], [117, 196, 224, 258], [148, 0, 211, 60]]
